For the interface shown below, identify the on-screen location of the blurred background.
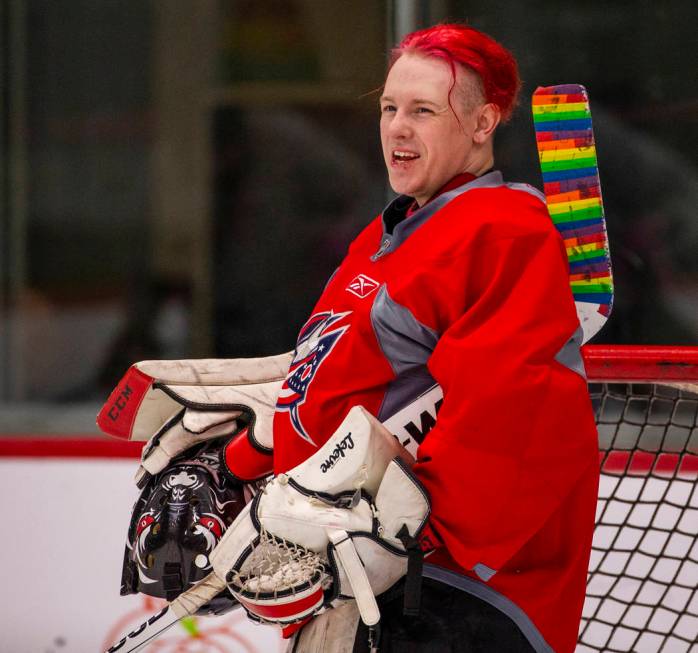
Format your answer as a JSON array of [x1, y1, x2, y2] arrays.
[[1, 0, 696, 435]]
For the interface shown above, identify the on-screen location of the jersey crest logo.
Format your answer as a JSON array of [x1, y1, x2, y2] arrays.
[[346, 274, 379, 298], [276, 310, 351, 445]]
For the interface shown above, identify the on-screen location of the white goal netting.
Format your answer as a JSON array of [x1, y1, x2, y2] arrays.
[[578, 346, 698, 653]]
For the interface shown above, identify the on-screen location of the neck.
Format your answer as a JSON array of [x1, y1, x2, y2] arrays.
[[414, 155, 495, 207], [410, 170, 481, 214], [463, 142, 494, 178], [465, 155, 495, 177]]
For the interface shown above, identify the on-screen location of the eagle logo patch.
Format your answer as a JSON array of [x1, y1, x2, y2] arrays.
[[276, 310, 351, 445]]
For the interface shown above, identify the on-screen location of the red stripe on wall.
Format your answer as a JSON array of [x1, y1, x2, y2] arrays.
[[0, 437, 143, 458]]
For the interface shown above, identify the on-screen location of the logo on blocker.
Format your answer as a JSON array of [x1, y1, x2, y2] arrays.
[[346, 274, 379, 299]]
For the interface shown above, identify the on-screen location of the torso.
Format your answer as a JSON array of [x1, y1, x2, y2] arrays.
[[272, 170, 547, 472]]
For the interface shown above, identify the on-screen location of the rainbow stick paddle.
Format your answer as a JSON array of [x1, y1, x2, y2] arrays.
[[533, 84, 613, 343]]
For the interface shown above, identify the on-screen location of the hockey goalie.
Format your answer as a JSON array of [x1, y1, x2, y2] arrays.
[[99, 22, 603, 653]]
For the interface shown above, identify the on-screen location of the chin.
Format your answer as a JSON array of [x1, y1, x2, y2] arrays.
[[388, 176, 420, 199]]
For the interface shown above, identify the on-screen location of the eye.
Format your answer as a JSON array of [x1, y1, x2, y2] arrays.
[[381, 104, 396, 114], [415, 106, 434, 114]]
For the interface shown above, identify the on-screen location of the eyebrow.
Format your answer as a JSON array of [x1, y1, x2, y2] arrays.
[[379, 96, 441, 107]]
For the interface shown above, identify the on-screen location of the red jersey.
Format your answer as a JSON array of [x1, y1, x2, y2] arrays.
[[272, 171, 599, 653]]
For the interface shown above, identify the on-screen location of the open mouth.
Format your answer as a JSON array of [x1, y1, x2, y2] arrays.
[[392, 150, 420, 164]]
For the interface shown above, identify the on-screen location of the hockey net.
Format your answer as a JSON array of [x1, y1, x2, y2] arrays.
[[578, 345, 698, 653]]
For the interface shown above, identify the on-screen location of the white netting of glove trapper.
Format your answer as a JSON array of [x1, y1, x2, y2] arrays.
[[229, 527, 330, 598]]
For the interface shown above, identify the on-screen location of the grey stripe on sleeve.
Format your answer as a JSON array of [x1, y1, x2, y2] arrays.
[[504, 181, 546, 204], [370, 285, 439, 376], [473, 562, 497, 582], [377, 365, 438, 424], [555, 324, 586, 379], [370, 284, 441, 424]]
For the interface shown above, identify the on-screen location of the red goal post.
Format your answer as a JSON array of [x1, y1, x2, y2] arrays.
[[584, 345, 698, 386]]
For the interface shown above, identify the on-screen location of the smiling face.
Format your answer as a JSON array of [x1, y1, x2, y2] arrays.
[[380, 53, 499, 206]]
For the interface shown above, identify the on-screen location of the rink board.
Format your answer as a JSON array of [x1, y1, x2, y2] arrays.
[[0, 442, 284, 653], [0, 439, 694, 653]]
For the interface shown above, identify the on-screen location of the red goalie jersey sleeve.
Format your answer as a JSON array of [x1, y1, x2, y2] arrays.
[[414, 214, 599, 653], [272, 172, 599, 653]]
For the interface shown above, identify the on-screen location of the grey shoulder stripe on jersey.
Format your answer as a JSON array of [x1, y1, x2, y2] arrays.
[[374, 170, 546, 259], [504, 181, 546, 204], [370, 285, 439, 375], [377, 365, 438, 425], [371, 285, 440, 423], [555, 324, 586, 379], [423, 564, 555, 653]]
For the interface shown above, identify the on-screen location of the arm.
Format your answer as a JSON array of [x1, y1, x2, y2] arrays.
[[414, 220, 598, 577]]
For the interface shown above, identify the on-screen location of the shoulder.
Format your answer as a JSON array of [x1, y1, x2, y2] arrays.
[[441, 179, 556, 243]]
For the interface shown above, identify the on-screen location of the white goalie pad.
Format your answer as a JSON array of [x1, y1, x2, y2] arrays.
[[206, 405, 428, 628], [96, 352, 293, 483], [282, 405, 414, 497]]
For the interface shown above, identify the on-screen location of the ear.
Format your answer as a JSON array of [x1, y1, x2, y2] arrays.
[[473, 103, 500, 144]]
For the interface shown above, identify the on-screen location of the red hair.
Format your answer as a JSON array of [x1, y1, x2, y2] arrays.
[[391, 23, 521, 122]]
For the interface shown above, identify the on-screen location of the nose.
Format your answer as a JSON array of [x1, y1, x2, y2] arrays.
[[388, 108, 413, 139]]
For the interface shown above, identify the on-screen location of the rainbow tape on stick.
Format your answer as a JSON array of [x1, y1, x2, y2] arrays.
[[533, 84, 613, 343]]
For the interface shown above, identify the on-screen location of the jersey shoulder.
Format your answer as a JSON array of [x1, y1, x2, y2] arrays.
[[447, 181, 549, 225], [442, 181, 555, 242]]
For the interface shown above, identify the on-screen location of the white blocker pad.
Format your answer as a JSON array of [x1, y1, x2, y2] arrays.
[[135, 409, 242, 481]]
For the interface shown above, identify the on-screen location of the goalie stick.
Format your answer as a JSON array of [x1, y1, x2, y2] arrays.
[[104, 84, 614, 653], [532, 83, 613, 343], [104, 574, 228, 652], [105, 606, 178, 653]]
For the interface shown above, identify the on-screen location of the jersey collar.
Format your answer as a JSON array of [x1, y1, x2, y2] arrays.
[[373, 170, 505, 261]]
